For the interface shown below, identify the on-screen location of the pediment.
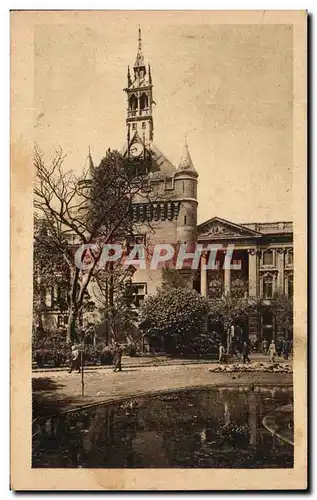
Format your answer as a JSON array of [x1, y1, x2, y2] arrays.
[[198, 217, 262, 240]]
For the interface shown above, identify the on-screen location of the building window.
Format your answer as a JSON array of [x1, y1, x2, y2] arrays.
[[132, 123, 137, 130], [140, 93, 148, 110], [287, 250, 293, 265], [263, 275, 274, 299], [182, 181, 185, 193], [263, 249, 274, 266], [129, 94, 137, 111], [128, 283, 147, 308], [57, 315, 67, 328], [261, 311, 275, 341], [142, 121, 146, 129], [184, 215, 187, 225]]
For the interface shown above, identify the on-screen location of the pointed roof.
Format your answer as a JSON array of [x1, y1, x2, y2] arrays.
[[134, 28, 145, 68], [88, 146, 94, 175], [175, 138, 198, 178]]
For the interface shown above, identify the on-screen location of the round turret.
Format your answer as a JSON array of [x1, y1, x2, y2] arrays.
[[174, 140, 198, 245]]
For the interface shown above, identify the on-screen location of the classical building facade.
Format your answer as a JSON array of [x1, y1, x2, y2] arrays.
[[196, 217, 293, 342]]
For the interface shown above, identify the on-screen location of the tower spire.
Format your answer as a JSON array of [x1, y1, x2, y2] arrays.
[[87, 146, 94, 177], [125, 28, 153, 144], [134, 27, 145, 68], [138, 27, 142, 52]]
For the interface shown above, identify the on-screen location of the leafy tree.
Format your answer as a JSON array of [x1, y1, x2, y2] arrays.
[[272, 295, 293, 339], [208, 295, 256, 332], [93, 266, 138, 344], [34, 147, 152, 342], [139, 286, 209, 354], [161, 268, 189, 289]]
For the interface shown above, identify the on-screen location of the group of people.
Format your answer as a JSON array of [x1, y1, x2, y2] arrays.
[[219, 341, 252, 364], [218, 337, 292, 364], [68, 342, 123, 374], [261, 337, 292, 360]]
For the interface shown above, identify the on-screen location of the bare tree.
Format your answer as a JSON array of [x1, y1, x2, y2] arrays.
[[34, 146, 152, 343]]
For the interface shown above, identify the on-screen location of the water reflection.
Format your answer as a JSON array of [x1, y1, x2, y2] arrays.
[[33, 386, 293, 468]]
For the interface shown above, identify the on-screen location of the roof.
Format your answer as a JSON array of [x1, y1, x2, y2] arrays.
[[121, 140, 176, 177], [175, 140, 198, 178]]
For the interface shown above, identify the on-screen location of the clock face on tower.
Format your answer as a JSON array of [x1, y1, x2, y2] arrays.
[[130, 142, 143, 157]]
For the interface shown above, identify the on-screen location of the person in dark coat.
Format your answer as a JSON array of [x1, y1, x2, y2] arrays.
[[282, 338, 291, 360], [242, 342, 251, 364], [261, 338, 268, 354], [113, 343, 123, 372]]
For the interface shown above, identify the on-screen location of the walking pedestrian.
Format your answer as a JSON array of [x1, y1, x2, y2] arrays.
[[268, 340, 276, 363], [219, 342, 225, 364], [242, 341, 251, 364], [69, 345, 81, 374], [261, 338, 268, 354], [113, 342, 123, 372], [282, 337, 290, 360]]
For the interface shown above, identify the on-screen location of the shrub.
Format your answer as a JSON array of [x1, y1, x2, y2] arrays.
[[139, 286, 209, 355]]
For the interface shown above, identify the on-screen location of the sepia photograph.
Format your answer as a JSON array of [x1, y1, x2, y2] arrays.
[[10, 10, 307, 490]]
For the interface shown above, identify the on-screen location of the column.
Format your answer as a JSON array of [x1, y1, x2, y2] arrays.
[[224, 267, 231, 296], [248, 249, 257, 297], [200, 252, 207, 297], [276, 248, 285, 295]]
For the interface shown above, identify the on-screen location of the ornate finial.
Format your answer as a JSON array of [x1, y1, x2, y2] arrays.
[[127, 65, 132, 86], [138, 27, 142, 52], [184, 134, 188, 147]]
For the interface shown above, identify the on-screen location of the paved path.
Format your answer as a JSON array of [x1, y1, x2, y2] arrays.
[[33, 361, 293, 419], [33, 353, 293, 374]]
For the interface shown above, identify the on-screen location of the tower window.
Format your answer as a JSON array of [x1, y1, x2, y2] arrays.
[[140, 93, 148, 110], [142, 122, 146, 129], [184, 215, 187, 225], [129, 94, 137, 111], [182, 181, 185, 193], [132, 123, 137, 130]]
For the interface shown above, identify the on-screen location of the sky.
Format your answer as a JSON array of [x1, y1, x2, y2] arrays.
[[34, 18, 293, 224]]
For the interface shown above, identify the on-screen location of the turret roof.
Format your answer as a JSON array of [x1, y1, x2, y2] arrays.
[[175, 140, 198, 178]]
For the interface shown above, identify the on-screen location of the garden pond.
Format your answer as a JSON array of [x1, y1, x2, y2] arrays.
[[32, 385, 293, 468]]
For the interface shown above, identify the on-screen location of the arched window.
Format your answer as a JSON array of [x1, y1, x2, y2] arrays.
[[129, 94, 137, 111], [184, 215, 187, 225], [140, 93, 148, 110], [263, 249, 274, 266]]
